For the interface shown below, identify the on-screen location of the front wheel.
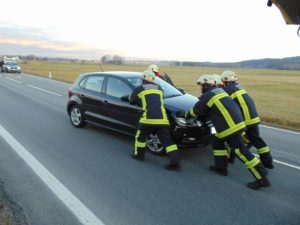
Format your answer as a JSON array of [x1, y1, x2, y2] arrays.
[[70, 105, 86, 128], [146, 134, 165, 155]]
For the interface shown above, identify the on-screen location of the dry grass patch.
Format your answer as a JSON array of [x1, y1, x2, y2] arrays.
[[21, 61, 300, 130]]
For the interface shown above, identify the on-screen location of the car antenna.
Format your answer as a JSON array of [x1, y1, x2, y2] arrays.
[[99, 61, 104, 72]]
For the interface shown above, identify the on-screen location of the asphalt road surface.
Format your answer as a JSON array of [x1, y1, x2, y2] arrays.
[[0, 72, 299, 225]]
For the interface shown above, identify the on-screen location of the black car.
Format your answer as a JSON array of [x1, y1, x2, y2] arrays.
[[67, 71, 213, 154]]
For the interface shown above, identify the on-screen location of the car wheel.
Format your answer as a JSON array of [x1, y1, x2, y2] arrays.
[[146, 134, 165, 155], [70, 105, 86, 128]]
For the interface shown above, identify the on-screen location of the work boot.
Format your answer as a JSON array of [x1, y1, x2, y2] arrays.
[[131, 153, 145, 161], [247, 178, 271, 190], [164, 163, 182, 171], [209, 165, 228, 176], [260, 153, 274, 169]]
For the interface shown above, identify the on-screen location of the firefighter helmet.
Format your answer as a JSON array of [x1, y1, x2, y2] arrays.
[[148, 64, 159, 73], [221, 70, 238, 82], [142, 69, 156, 82], [211, 74, 223, 86], [196, 74, 215, 86]]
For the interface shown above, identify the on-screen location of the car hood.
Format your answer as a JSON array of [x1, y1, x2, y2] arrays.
[[164, 94, 199, 113]]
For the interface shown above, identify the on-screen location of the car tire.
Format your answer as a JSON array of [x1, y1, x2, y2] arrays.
[[146, 134, 165, 155], [70, 105, 86, 128]]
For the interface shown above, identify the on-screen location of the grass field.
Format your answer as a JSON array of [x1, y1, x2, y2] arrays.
[[21, 61, 300, 130]]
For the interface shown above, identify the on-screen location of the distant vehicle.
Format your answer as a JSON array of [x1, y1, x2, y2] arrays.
[[67, 71, 213, 155], [1, 61, 21, 73]]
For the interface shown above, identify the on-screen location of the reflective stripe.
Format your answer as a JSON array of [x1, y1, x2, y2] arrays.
[[245, 117, 260, 126], [189, 108, 197, 117], [235, 149, 262, 179], [242, 132, 250, 143], [166, 144, 178, 153], [138, 89, 169, 125], [246, 157, 260, 168], [231, 90, 246, 99], [258, 146, 270, 154], [207, 92, 228, 107], [237, 95, 251, 122], [214, 100, 235, 127], [213, 149, 228, 156], [216, 122, 245, 139], [231, 90, 260, 126], [134, 130, 141, 155], [140, 118, 169, 125]]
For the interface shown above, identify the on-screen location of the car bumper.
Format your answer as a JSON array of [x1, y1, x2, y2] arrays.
[[171, 125, 212, 146]]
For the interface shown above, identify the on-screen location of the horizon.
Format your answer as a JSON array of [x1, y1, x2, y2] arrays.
[[1, 0, 300, 62]]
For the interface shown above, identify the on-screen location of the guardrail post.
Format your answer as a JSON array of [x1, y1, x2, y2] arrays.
[[49, 72, 52, 79]]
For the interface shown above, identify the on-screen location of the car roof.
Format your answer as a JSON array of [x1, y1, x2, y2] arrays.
[[80, 71, 142, 79]]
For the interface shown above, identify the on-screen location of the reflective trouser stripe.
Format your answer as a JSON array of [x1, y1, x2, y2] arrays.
[[189, 108, 197, 117], [242, 132, 250, 144], [134, 130, 146, 155], [139, 118, 170, 125], [216, 122, 245, 139], [213, 149, 228, 156], [235, 149, 262, 179], [258, 146, 270, 154], [166, 144, 178, 153], [226, 144, 231, 158]]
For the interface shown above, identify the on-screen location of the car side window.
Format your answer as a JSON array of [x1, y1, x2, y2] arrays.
[[84, 76, 104, 93], [106, 77, 132, 98]]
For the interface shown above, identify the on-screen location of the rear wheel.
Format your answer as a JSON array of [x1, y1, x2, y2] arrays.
[[70, 105, 86, 128], [146, 134, 165, 155]]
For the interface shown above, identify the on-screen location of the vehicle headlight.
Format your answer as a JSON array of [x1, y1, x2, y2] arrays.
[[175, 117, 187, 126], [7, 66, 11, 69], [17, 66, 20, 70]]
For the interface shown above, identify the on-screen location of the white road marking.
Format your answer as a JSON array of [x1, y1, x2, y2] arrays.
[[5, 77, 22, 84], [253, 153, 300, 170], [26, 84, 63, 97], [0, 124, 105, 225], [260, 124, 300, 135], [273, 159, 300, 170]]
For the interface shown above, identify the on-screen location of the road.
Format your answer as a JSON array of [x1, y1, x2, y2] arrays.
[[0, 72, 299, 225]]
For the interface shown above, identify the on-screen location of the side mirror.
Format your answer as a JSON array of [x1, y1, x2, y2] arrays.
[[177, 87, 185, 94], [121, 95, 130, 101]]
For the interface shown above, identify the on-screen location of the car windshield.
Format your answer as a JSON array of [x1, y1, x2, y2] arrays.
[[127, 76, 182, 98], [5, 62, 17, 66]]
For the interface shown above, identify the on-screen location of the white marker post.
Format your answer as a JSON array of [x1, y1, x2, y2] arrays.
[[49, 71, 52, 79]]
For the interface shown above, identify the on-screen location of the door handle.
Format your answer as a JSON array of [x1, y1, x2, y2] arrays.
[[103, 100, 108, 104], [79, 94, 85, 98]]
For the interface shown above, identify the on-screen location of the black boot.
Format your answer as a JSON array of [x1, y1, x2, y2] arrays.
[[131, 147, 145, 161], [247, 177, 271, 189], [209, 165, 228, 176], [165, 151, 182, 171], [164, 163, 182, 171]]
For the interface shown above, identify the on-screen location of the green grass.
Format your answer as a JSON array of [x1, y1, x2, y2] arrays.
[[21, 61, 300, 130]]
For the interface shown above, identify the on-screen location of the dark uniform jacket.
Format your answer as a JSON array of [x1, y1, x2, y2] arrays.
[[223, 82, 260, 127], [187, 87, 245, 139], [129, 82, 169, 126]]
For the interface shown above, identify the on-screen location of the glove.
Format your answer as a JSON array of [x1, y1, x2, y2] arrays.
[[176, 110, 187, 118]]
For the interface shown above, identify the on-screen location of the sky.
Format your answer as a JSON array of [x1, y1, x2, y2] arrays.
[[0, 0, 299, 62]]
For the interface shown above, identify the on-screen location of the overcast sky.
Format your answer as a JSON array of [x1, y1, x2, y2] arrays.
[[0, 0, 299, 62]]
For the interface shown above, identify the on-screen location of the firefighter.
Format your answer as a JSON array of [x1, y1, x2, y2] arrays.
[[177, 74, 270, 189], [211, 74, 224, 87], [148, 64, 161, 78], [129, 69, 181, 171], [221, 70, 274, 169]]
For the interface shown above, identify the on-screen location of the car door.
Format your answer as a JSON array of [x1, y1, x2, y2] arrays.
[[103, 76, 142, 134], [78, 75, 109, 125]]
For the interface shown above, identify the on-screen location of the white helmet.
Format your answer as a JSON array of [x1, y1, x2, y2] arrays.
[[148, 64, 159, 73], [196, 74, 215, 86], [211, 74, 223, 86], [221, 70, 238, 82], [142, 69, 156, 82]]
